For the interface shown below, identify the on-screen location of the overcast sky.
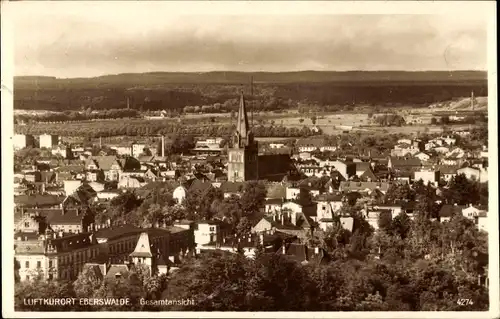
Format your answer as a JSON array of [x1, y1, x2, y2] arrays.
[[10, 2, 489, 78]]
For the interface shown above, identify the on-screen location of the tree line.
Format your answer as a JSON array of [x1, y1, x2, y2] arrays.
[[15, 122, 322, 139], [14, 109, 140, 124]]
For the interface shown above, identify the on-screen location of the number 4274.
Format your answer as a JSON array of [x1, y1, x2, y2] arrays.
[[457, 299, 474, 306]]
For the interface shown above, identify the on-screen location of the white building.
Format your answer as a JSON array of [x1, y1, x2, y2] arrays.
[[457, 167, 488, 183], [39, 134, 59, 149], [131, 143, 147, 158], [173, 186, 188, 204], [194, 221, 230, 247], [414, 170, 440, 185], [64, 180, 82, 196], [13, 134, 36, 150], [110, 146, 132, 156]]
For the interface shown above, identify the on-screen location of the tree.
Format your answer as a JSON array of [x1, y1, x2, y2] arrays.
[[444, 174, 480, 205], [216, 195, 243, 232], [15, 274, 77, 311], [377, 210, 393, 231], [73, 265, 103, 298], [164, 251, 249, 311], [235, 216, 253, 237], [197, 187, 224, 220], [128, 263, 167, 299], [389, 212, 412, 240], [106, 191, 143, 226], [239, 181, 267, 217], [247, 253, 314, 311], [93, 274, 146, 311], [384, 182, 414, 203], [414, 193, 440, 221], [311, 116, 317, 125], [161, 205, 187, 226]]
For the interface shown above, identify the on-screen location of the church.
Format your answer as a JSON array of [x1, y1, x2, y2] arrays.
[[227, 92, 296, 182]]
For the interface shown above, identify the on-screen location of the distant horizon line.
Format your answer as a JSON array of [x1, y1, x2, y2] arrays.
[[14, 69, 488, 80]]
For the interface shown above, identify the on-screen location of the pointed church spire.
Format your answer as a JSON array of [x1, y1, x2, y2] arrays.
[[236, 91, 250, 141]]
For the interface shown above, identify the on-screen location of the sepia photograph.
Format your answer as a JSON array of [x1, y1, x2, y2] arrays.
[[1, 1, 498, 318]]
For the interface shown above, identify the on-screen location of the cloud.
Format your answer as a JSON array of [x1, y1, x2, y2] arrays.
[[10, 4, 488, 78]]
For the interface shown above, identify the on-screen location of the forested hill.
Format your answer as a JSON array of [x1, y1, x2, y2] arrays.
[[14, 71, 487, 112], [15, 70, 487, 87]]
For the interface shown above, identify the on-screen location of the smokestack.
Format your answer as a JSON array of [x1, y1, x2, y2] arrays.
[[99, 136, 102, 149], [161, 135, 165, 157], [471, 91, 474, 110], [127, 97, 130, 109]]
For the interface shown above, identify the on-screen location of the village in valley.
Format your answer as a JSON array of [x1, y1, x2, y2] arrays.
[[13, 89, 490, 311], [9, 5, 493, 313]]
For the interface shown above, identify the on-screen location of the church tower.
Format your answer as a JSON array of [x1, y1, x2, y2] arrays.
[[227, 92, 259, 182]]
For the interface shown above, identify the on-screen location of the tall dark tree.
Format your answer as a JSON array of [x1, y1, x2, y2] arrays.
[[444, 174, 480, 205], [240, 181, 267, 217]]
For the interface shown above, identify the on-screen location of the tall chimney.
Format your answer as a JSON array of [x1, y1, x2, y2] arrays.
[[161, 135, 165, 157], [471, 91, 474, 111]]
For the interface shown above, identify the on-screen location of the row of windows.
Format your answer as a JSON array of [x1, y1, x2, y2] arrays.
[[60, 248, 98, 265], [25, 260, 42, 268], [109, 239, 136, 254], [23, 260, 56, 269]]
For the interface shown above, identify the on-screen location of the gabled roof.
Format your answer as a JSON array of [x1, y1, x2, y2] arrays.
[[360, 168, 378, 181], [188, 179, 214, 193], [296, 138, 325, 147], [389, 157, 422, 167], [439, 204, 466, 217], [436, 165, 460, 174], [457, 166, 480, 173], [329, 171, 347, 181], [315, 193, 343, 202], [295, 212, 315, 229], [277, 242, 330, 265], [14, 195, 65, 207], [262, 217, 303, 231], [355, 162, 371, 172], [339, 217, 354, 232], [105, 264, 130, 279], [24, 207, 87, 225], [130, 232, 153, 258], [95, 225, 143, 240], [218, 181, 245, 194], [86, 156, 120, 171], [137, 155, 155, 163], [339, 181, 390, 193]]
